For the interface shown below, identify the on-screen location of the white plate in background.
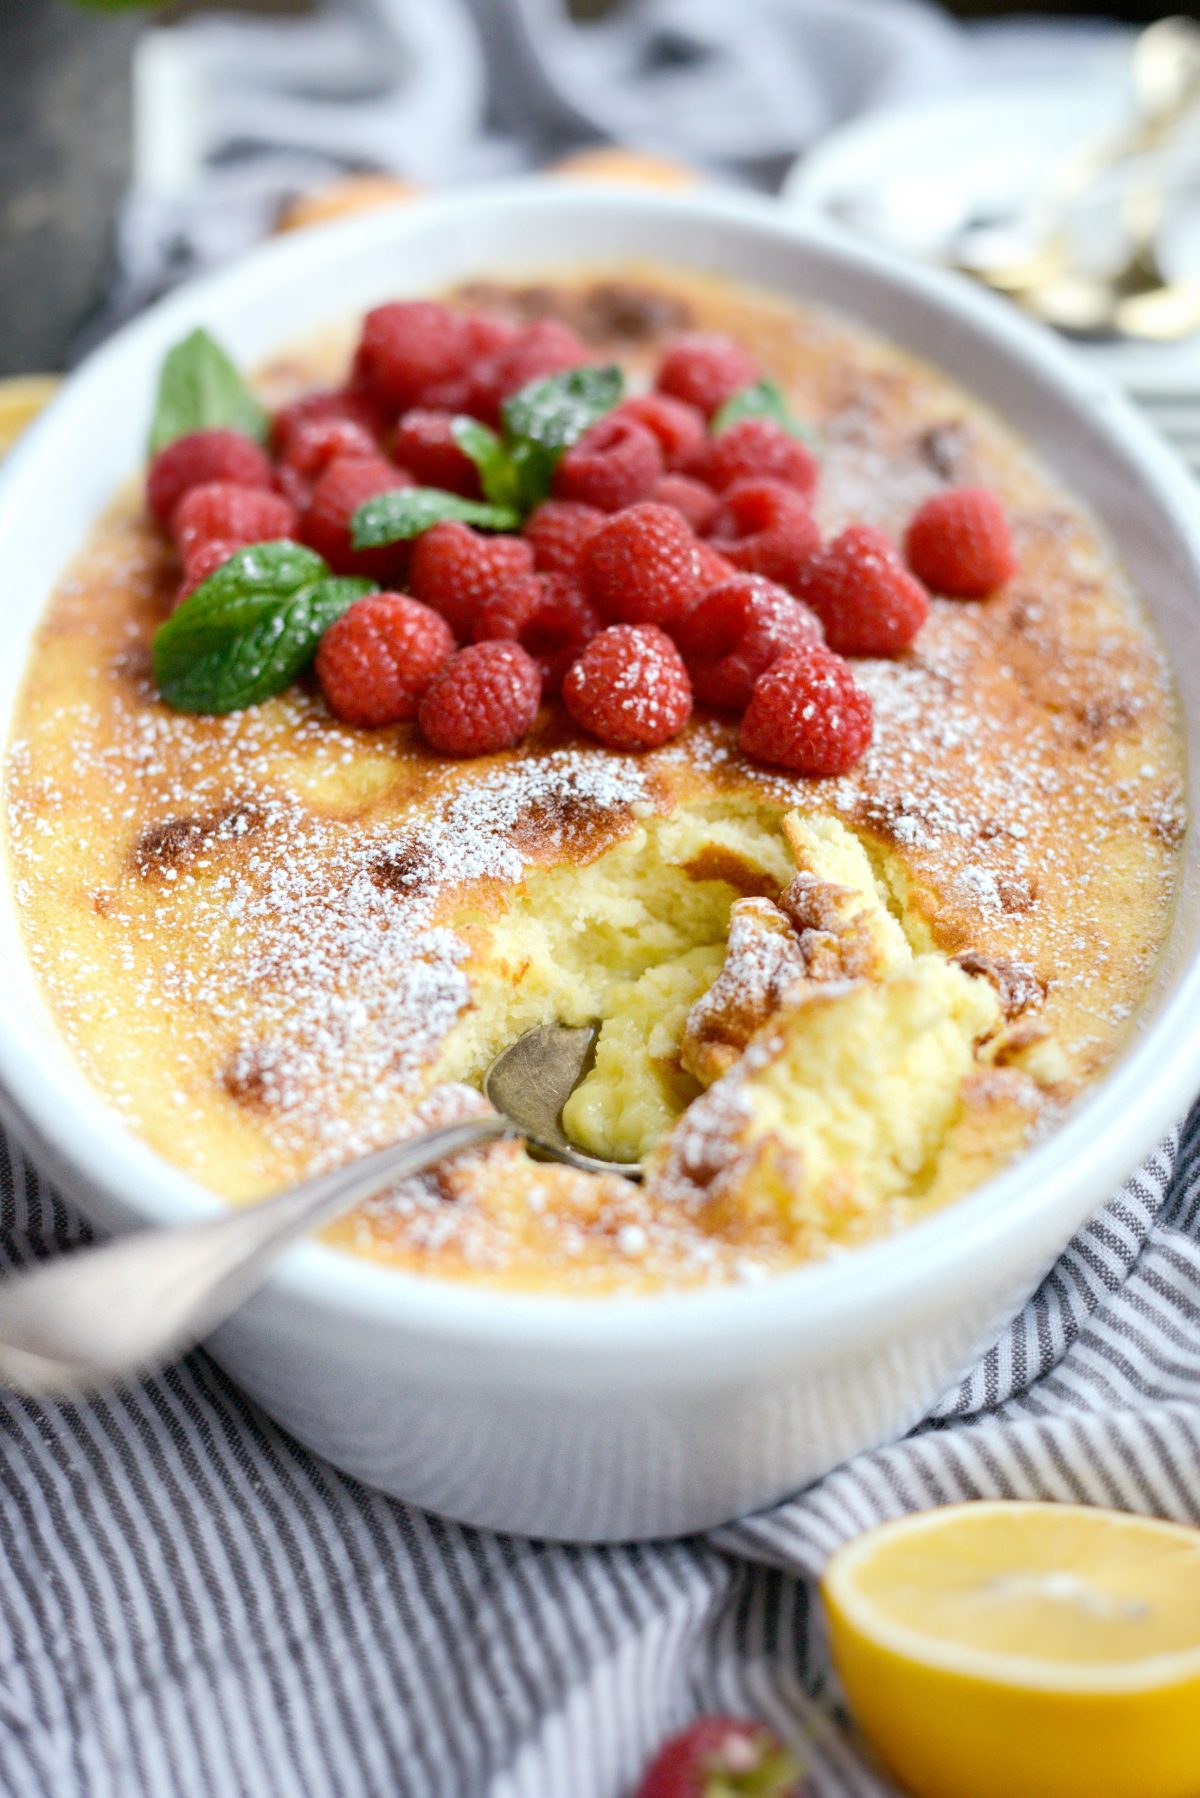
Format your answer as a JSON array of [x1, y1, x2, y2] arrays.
[[781, 77, 1200, 412]]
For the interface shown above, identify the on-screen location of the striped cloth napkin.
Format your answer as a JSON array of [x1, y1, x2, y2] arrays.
[[0, 1103, 1196, 1797]]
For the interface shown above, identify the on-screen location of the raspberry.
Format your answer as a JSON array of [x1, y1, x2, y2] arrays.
[[315, 592, 453, 727], [171, 483, 298, 559], [678, 574, 823, 710], [474, 572, 599, 695], [173, 537, 239, 610], [709, 479, 808, 539], [354, 301, 472, 410], [651, 473, 719, 535], [563, 623, 692, 750], [552, 414, 663, 512], [696, 417, 818, 499], [281, 416, 378, 485], [464, 311, 518, 359], [656, 332, 759, 419], [740, 643, 873, 776], [708, 477, 820, 592], [146, 429, 275, 529], [407, 520, 534, 640], [796, 524, 928, 657], [470, 319, 589, 425], [523, 499, 605, 580], [300, 453, 414, 581], [391, 409, 481, 497], [271, 386, 385, 457], [904, 485, 1016, 598], [635, 1718, 801, 1798], [417, 640, 542, 756], [418, 313, 517, 413], [275, 463, 312, 513], [181, 532, 239, 580], [695, 542, 738, 589], [582, 502, 704, 629], [277, 415, 381, 515], [614, 394, 707, 470]]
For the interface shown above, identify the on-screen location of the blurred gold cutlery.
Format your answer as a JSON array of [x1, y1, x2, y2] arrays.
[[958, 17, 1200, 339]]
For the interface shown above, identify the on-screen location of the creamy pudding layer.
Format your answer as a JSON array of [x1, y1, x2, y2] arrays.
[[4, 267, 1183, 1292]]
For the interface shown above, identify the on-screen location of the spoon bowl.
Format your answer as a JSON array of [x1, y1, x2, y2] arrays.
[[484, 1022, 644, 1180]]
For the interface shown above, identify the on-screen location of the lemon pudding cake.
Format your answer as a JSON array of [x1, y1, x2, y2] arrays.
[[4, 267, 1184, 1292]]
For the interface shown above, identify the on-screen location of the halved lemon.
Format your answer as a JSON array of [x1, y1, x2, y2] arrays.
[[822, 1501, 1200, 1798]]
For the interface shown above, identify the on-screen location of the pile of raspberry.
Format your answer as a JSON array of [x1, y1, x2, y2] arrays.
[[147, 302, 1017, 777]]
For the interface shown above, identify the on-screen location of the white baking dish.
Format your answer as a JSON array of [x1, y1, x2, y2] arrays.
[[0, 185, 1196, 1541]]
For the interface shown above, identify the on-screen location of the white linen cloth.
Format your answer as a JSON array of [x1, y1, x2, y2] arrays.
[[1, 1116, 1196, 1795], [19, 4, 1197, 1794]]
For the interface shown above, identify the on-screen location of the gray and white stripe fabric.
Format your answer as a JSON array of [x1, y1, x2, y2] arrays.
[[0, 1103, 1197, 1797]]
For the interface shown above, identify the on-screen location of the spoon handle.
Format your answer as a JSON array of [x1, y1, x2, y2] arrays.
[[0, 1115, 509, 1399]]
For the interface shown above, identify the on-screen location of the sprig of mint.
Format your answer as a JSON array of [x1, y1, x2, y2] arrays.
[[499, 364, 624, 511], [352, 488, 522, 550], [351, 364, 625, 550], [148, 328, 269, 456], [153, 542, 371, 714], [712, 378, 820, 449], [501, 365, 624, 453], [448, 418, 522, 510]]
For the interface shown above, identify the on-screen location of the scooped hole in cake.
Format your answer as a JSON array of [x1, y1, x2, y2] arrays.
[[432, 801, 797, 1166], [431, 797, 1060, 1202]]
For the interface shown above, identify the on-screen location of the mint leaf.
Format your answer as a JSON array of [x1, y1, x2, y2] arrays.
[[449, 418, 523, 511], [153, 542, 370, 714], [501, 365, 624, 453], [361, 369, 624, 537], [712, 379, 820, 449], [352, 487, 521, 548], [510, 439, 564, 514], [442, 368, 627, 521], [148, 328, 269, 456]]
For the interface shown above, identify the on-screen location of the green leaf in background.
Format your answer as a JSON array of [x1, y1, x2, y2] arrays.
[[148, 328, 270, 456], [352, 488, 522, 549], [502, 364, 624, 453], [712, 378, 821, 449], [449, 417, 523, 511], [153, 542, 371, 714], [507, 439, 562, 514], [69, 0, 162, 9]]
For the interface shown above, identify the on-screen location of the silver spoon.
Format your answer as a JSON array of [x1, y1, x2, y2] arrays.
[[0, 1023, 638, 1399]]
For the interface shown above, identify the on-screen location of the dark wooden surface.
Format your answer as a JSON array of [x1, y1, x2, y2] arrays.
[[0, 0, 1151, 376]]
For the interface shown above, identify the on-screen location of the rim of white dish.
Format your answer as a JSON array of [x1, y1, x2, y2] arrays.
[[0, 182, 1196, 1363]]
